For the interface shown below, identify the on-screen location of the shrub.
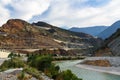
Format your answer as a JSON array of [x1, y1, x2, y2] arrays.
[[56, 70, 82, 80], [24, 66, 43, 80], [0, 58, 25, 71], [29, 55, 52, 71]]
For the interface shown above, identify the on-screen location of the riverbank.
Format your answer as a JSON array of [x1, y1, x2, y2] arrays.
[[53, 56, 85, 61], [76, 57, 120, 76]]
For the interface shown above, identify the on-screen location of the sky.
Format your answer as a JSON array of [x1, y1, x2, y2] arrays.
[[0, 0, 120, 28]]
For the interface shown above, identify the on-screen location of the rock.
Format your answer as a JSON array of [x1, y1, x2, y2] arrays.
[[82, 60, 111, 67]]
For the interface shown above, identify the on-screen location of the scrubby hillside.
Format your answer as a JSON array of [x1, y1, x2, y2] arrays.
[[0, 19, 102, 55]]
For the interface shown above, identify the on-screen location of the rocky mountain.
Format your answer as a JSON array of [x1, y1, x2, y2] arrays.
[[33, 21, 102, 50], [0, 19, 61, 49], [69, 26, 107, 36], [0, 19, 102, 55], [98, 20, 120, 39], [95, 27, 120, 56], [107, 29, 120, 56]]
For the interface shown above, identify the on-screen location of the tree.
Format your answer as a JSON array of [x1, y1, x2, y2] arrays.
[[8, 52, 14, 58], [56, 70, 82, 80], [30, 55, 52, 71]]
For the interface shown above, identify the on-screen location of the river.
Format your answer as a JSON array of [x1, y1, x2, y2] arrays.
[[55, 60, 120, 80]]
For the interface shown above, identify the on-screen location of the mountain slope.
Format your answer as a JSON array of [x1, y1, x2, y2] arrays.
[[33, 21, 102, 46], [95, 28, 120, 56], [69, 26, 107, 36], [0, 19, 61, 49], [98, 20, 120, 39], [0, 19, 102, 55], [107, 29, 120, 56]]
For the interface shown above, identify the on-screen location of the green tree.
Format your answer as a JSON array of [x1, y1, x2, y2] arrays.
[[8, 52, 14, 58], [56, 70, 82, 80], [0, 58, 25, 71], [30, 55, 52, 71]]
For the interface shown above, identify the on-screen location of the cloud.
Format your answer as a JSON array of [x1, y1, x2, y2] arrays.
[[0, 2, 10, 26], [0, 0, 51, 26], [33, 0, 120, 28], [0, 0, 120, 28], [10, 0, 51, 20]]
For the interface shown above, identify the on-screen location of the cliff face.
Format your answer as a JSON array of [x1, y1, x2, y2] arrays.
[[95, 28, 120, 56], [104, 29, 120, 56], [108, 31, 120, 56]]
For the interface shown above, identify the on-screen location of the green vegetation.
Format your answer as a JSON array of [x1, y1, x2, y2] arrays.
[[27, 55, 59, 78], [8, 52, 17, 58], [28, 55, 52, 71], [53, 56, 85, 61], [8, 52, 21, 58], [24, 66, 43, 79], [17, 71, 26, 80], [0, 58, 25, 71], [56, 70, 82, 80], [0, 54, 82, 80], [27, 55, 82, 80]]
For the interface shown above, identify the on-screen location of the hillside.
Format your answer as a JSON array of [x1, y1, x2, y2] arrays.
[[69, 26, 107, 36], [98, 20, 120, 39], [33, 21, 102, 50], [0, 19, 61, 49], [0, 19, 101, 55], [95, 28, 120, 56], [107, 29, 120, 56]]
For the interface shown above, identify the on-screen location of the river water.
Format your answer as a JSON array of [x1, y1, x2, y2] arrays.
[[55, 60, 120, 80]]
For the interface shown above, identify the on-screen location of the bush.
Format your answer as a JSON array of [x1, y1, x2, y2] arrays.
[[56, 70, 82, 80], [44, 64, 60, 78], [28, 55, 60, 79], [28, 55, 52, 71], [24, 66, 43, 80], [8, 52, 17, 58], [0, 58, 25, 71]]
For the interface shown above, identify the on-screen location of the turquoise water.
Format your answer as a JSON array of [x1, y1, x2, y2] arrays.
[[56, 60, 120, 80]]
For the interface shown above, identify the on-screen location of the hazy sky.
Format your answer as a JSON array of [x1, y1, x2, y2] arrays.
[[0, 0, 120, 28]]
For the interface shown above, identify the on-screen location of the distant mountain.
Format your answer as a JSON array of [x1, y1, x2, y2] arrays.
[[98, 20, 120, 39], [69, 26, 107, 36], [94, 20, 120, 56]]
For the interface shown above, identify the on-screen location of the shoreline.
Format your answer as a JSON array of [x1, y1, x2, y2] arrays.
[[76, 63, 120, 76]]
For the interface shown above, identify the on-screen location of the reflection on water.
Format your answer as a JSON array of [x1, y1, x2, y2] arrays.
[[56, 60, 120, 80]]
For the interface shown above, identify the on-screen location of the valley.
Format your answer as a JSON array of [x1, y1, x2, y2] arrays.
[[0, 19, 120, 80], [0, 0, 120, 80]]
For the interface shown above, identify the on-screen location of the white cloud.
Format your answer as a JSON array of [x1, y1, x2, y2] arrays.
[[0, 0, 12, 5], [39, 0, 120, 28], [10, 0, 51, 20], [0, 0, 120, 28], [0, 4, 10, 26], [0, 0, 51, 26]]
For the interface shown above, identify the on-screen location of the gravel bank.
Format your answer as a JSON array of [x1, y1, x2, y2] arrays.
[[76, 57, 120, 75]]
